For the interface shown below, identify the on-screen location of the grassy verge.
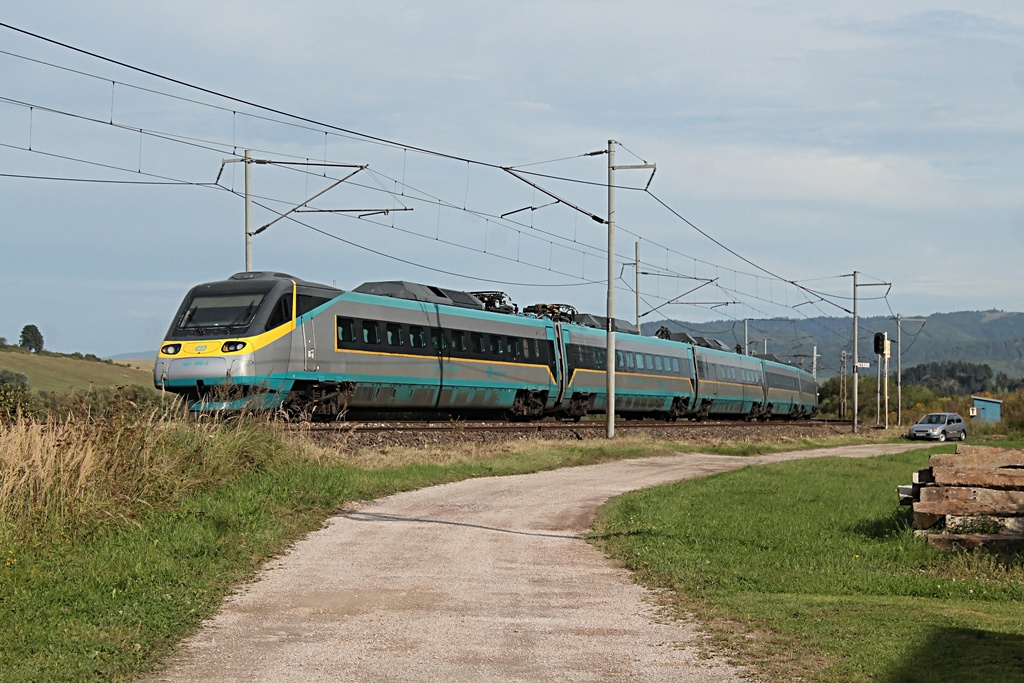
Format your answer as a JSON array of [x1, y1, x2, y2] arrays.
[[590, 444, 1024, 682], [3, 412, 844, 682], [0, 404, 908, 682]]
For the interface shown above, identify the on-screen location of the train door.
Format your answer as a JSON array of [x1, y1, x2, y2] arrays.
[[552, 322, 569, 406], [301, 316, 317, 371]]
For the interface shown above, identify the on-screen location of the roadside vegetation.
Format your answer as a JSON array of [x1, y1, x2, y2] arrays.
[[591, 447, 1024, 682], [3, 350, 1023, 680], [0, 396, 882, 682]]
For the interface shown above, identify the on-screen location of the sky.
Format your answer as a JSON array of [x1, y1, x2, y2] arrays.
[[1, 1, 1023, 361]]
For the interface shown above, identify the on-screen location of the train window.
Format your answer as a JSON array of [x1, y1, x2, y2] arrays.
[[296, 294, 331, 317], [490, 336, 505, 355], [672, 357, 680, 374], [337, 317, 355, 344], [431, 328, 447, 351], [510, 337, 522, 358], [645, 354, 654, 370], [616, 351, 625, 369], [626, 352, 635, 369], [593, 348, 605, 369], [451, 330, 467, 352], [470, 333, 485, 353], [654, 356, 663, 372], [522, 338, 530, 358], [635, 354, 644, 370], [386, 323, 404, 347], [409, 326, 425, 348], [362, 321, 380, 345], [266, 295, 293, 331]]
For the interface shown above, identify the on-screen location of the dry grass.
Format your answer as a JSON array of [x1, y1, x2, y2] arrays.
[[286, 426, 668, 469], [0, 404, 290, 544]]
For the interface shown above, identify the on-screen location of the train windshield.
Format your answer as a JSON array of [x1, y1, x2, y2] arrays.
[[177, 292, 267, 333]]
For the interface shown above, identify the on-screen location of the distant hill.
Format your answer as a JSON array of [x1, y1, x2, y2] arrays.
[[645, 310, 1024, 379], [108, 351, 157, 360], [0, 348, 155, 394]]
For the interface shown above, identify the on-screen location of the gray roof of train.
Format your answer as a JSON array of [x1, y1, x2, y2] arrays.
[[223, 271, 340, 291], [355, 281, 485, 310]]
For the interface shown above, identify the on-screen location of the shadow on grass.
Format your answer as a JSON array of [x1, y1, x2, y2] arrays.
[[882, 627, 1024, 683], [850, 506, 913, 540]]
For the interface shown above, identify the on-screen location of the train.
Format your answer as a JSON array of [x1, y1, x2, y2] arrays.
[[153, 271, 818, 421]]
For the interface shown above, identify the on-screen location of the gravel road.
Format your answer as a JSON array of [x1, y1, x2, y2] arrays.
[[146, 443, 921, 682]]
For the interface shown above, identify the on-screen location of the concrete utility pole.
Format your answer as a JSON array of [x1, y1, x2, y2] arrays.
[[217, 153, 369, 273], [606, 140, 616, 439], [853, 271, 859, 433], [851, 272, 892, 433], [604, 140, 655, 439], [895, 314, 927, 427], [635, 242, 641, 330], [244, 150, 253, 271]]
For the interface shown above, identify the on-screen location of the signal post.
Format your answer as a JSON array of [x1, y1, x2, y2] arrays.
[[874, 332, 891, 429]]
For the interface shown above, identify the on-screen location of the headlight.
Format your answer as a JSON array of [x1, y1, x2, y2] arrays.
[[161, 343, 181, 355], [221, 341, 247, 353]]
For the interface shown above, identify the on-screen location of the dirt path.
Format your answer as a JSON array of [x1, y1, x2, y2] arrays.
[[146, 443, 921, 682]]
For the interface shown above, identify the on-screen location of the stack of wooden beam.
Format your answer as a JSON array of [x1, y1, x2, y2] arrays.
[[900, 445, 1024, 550]]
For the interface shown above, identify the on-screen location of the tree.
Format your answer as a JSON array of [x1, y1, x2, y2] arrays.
[[19, 325, 43, 353], [0, 369, 30, 418]]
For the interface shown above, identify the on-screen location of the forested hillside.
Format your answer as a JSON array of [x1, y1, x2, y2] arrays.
[[645, 310, 1024, 380]]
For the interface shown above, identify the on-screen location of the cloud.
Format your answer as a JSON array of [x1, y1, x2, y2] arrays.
[[657, 142, 1023, 210]]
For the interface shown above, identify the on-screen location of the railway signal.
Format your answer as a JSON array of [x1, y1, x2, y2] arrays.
[[873, 332, 891, 359]]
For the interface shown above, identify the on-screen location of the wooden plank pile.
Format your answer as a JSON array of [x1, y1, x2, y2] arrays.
[[900, 445, 1024, 550]]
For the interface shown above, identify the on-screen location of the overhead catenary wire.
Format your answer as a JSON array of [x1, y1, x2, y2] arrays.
[[0, 23, 894, 347], [0, 26, 838, 302], [0, 34, 819, 307]]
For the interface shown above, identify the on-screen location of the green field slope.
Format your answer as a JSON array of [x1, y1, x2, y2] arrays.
[[0, 349, 154, 393]]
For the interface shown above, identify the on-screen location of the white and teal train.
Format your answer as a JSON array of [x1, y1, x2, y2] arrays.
[[154, 271, 818, 421]]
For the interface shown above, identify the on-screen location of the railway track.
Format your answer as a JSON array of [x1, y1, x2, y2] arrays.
[[288, 418, 851, 435]]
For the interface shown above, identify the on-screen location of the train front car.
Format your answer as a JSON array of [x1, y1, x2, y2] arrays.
[[154, 272, 339, 411]]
